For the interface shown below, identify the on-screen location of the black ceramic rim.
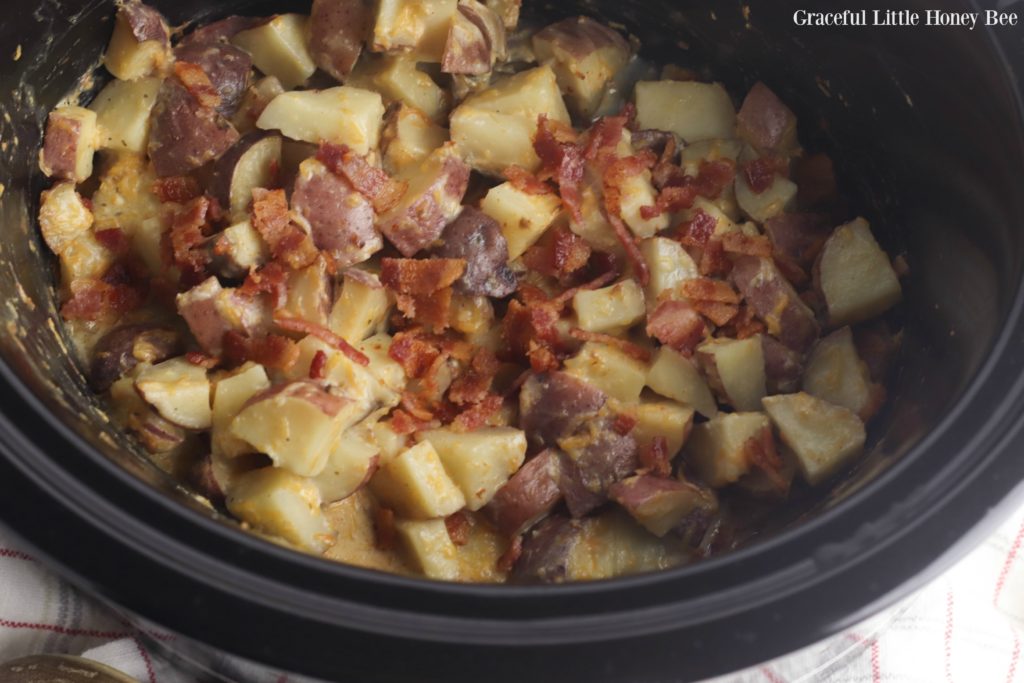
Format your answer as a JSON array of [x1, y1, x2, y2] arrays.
[[2, 11, 1024, 683]]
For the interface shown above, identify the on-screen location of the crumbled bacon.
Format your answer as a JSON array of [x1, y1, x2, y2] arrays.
[[238, 262, 289, 310], [174, 62, 221, 109], [717, 304, 766, 340], [94, 228, 130, 255], [773, 254, 809, 287], [639, 436, 672, 478], [583, 113, 629, 170], [643, 159, 736, 220], [316, 143, 407, 214], [380, 258, 466, 295], [612, 413, 638, 436], [534, 116, 585, 223], [742, 158, 782, 194], [602, 151, 657, 220], [504, 165, 553, 195], [222, 331, 300, 371], [152, 175, 202, 204], [679, 278, 740, 304], [698, 239, 732, 277], [692, 300, 740, 327], [390, 408, 434, 435], [721, 231, 773, 257], [551, 269, 619, 308], [374, 506, 397, 551], [186, 351, 220, 369], [497, 535, 523, 573], [61, 278, 143, 321], [448, 348, 500, 405], [605, 210, 650, 287], [641, 185, 698, 220], [309, 350, 328, 379], [273, 313, 370, 366], [646, 300, 707, 356], [251, 188, 318, 270], [395, 288, 455, 333], [502, 298, 560, 360], [451, 393, 503, 432], [694, 159, 737, 199], [169, 197, 211, 274], [444, 511, 473, 546], [522, 227, 591, 282], [568, 328, 651, 363], [389, 330, 445, 379], [400, 391, 436, 421], [679, 209, 718, 248]]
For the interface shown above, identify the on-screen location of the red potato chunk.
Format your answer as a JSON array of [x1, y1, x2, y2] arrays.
[[174, 42, 254, 117], [487, 449, 564, 537], [176, 277, 271, 356], [761, 335, 804, 394], [377, 143, 470, 256], [731, 255, 819, 352], [433, 207, 517, 297], [148, 79, 240, 177], [89, 325, 181, 393], [509, 515, 582, 584], [519, 372, 607, 450], [736, 82, 799, 157], [103, 0, 172, 80], [557, 417, 639, 518], [310, 0, 375, 81], [764, 213, 831, 270], [292, 159, 382, 268], [609, 475, 717, 537], [39, 107, 98, 183], [442, 0, 506, 75]]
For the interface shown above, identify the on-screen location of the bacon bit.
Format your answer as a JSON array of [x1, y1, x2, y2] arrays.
[[390, 330, 445, 379], [60, 278, 143, 321], [222, 331, 301, 371], [341, 267, 383, 290], [694, 159, 737, 199], [390, 408, 434, 435], [612, 413, 638, 436], [309, 350, 328, 379], [584, 113, 629, 170], [692, 300, 740, 327], [374, 506, 397, 551], [721, 232, 773, 257], [605, 209, 650, 287], [551, 269, 619, 308], [699, 238, 732, 277], [238, 262, 289, 309], [639, 436, 672, 478], [743, 429, 788, 495], [679, 209, 719, 248], [717, 304, 766, 340], [603, 152, 657, 221], [534, 116, 585, 223], [449, 348, 500, 405], [380, 258, 466, 295], [679, 278, 740, 304], [741, 158, 782, 194], [185, 351, 220, 369], [501, 298, 560, 364], [522, 227, 591, 282], [395, 287, 454, 333], [451, 394, 503, 432], [251, 188, 319, 270], [169, 197, 211, 273], [174, 61, 221, 109], [273, 313, 370, 366], [152, 175, 202, 204], [444, 511, 473, 546], [504, 165, 553, 195], [316, 143, 407, 214], [527, 341, 560, 373], [646, 300, 707, 356], [400, 391, 436, 422], [94, 228, 130, 255], [641, 184, 698, 220], [568, 328, 651, 363], [497, 535, 523, 573]]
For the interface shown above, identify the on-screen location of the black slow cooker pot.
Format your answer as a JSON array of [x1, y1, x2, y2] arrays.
[[1, 0, 1024, 680]]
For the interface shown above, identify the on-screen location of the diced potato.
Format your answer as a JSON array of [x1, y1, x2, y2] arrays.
[[286, 336, 398, 410], [570, 183, 620, 253], [564, 342, 648, 403], [323, 490, 412, 573], [212, 134, 283, 223], [134, 216, 170, 275], [230, 382, 358, 477], [682, 196, 741, 236], [39, 107, 99, 183], [762, 393, 866, 485], [680, 138, 743, 177], [211, 363, 271, 459], [696, 336, 766, 412], [370, 415, 411, 465], [417, 427, 527, 511], [485, 0, 520, 29], [441, 0, 506, 76], [135, 357, 213, 430], [572, 280, 646, 334], [38, 182, 93, 255], [232, 76, 286, 135], [59, 232, 116, 285], [639, 237, 698, 305], [803, 327, 883, 421], [566, 511, 688, 580], [256, 87, 385, 155], [371, 440, 467, 519], [329, 271, 392, 344], [735, 168, 798, 223], [394, 518, 460, 580], [227, 467, 335, 553], [281, 257, 332, 327], [635, 81, 736, 143], [353, 55, 449, 123], [618, 167, 669, 238], [817, 218, 902, 327], [372, 0, 458, 62], [685, 412, 771, 487], [103, 1, 171, 81], [90, 152, 162, 236], [450, 65, 571, 176], [645, 347, 718, 418], [448, 294, 495, 339], [89, 77, 163, 153], [610, 475, 713, 537], [233, 14, 316, 89], [315, 422, 381, 504], [479, 181, 562, 260], [381, 104, 448, 174], [208, 220, 269, 278], [358, 334, 408, 396], [618, 400, 695, 457]]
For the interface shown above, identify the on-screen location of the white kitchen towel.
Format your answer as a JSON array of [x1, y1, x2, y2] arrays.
[[3, 505, 1024, 683]]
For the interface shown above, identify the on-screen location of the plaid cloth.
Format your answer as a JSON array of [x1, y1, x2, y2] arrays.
[[3, 506, 1024, 683]]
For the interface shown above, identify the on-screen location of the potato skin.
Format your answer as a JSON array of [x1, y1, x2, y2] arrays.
[[519, 372, 607, 450], [310, 0, 374, 81], [209, 131, 279, 216], [39, 110, 89, 182], [174, 42, 253, 117], [487, 449, 563, 536], [148, 79, 241, 177], [731, 255, 819, 352], [121, 0, 170, 44], [292, 162, 382, 268], [90, 325, 181, 392], [509, 515, 582, 584], [434, 207, 517, 297]]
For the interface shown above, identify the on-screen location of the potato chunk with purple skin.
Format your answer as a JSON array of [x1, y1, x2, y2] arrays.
[[487, 449, 564, 536], [39, 107, 99, 183], [519, 371, 607, 450], [433, 207, 517, 297], [310, 0, 374, 82], [176, 277, 271, 356], [610, 474, 717, 537], [103, 0, 172, 81], [736, 82, 799, 157], [148, 79, 240, 177], [442, 0, 506, 76], [731, 255, 819, 352], [174, 42, 254, 118], [210, 132, 282, 223]]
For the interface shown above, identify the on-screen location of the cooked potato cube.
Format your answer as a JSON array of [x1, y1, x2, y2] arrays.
[[38, 182, 93, 255], [381, 103, 448, 174], [211, 363, 271, 459], [371, 440, 467, 518], [762, 393, 866, 485], [281, 257, 332, 327], [645, 347, 718, 418], [103, 1, 171, 81], [286, 336, 398, 410], [441, 0, 506, 76], [256, 86, 385, 155], [330, 271, 392, 344], [89, 77, 162, 153], [618, 166, 669, 238], [358, 334, 408, 396], [211, 133, 283, 223], [680, 138, 743, 177], [735, 167, 798, 223], [618, 400, 695, 458], [417, 427, 527, 511], [90, 152, 162, 236], [227, 467, 335, 553], [233, 14, 316, 89], [308, 0, 373, 82], [610, 475, 713, 537], [394, 518, 460, 580], [135, 357, 213, 430], [39, 107, 99, 183], [354, 55, 450, 123], [485, 0, 520, 28], [449, 294, 495, 339], [450, 65, 571, 176], [479, 181, 562, 260], [565, 511, 688, 581], [207, 220, 269, 279], [232, 75, 285, 135], [696, 336, 766, 412], [564, 342, 648, 403], [315, 422, 381, 504], [803, 327, 883, 421], [230, 381, 357, 477], [817, 218, 902, 327], [59, 232, 116, 285], [572, 280, 646, 334], [639, 237, 698, 305], [685, 412, 771, 487], [372, 0, 458, 62], [570, 183, 621, 252], [369, 414, 411, 465], [635, 81, 736, 143]]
